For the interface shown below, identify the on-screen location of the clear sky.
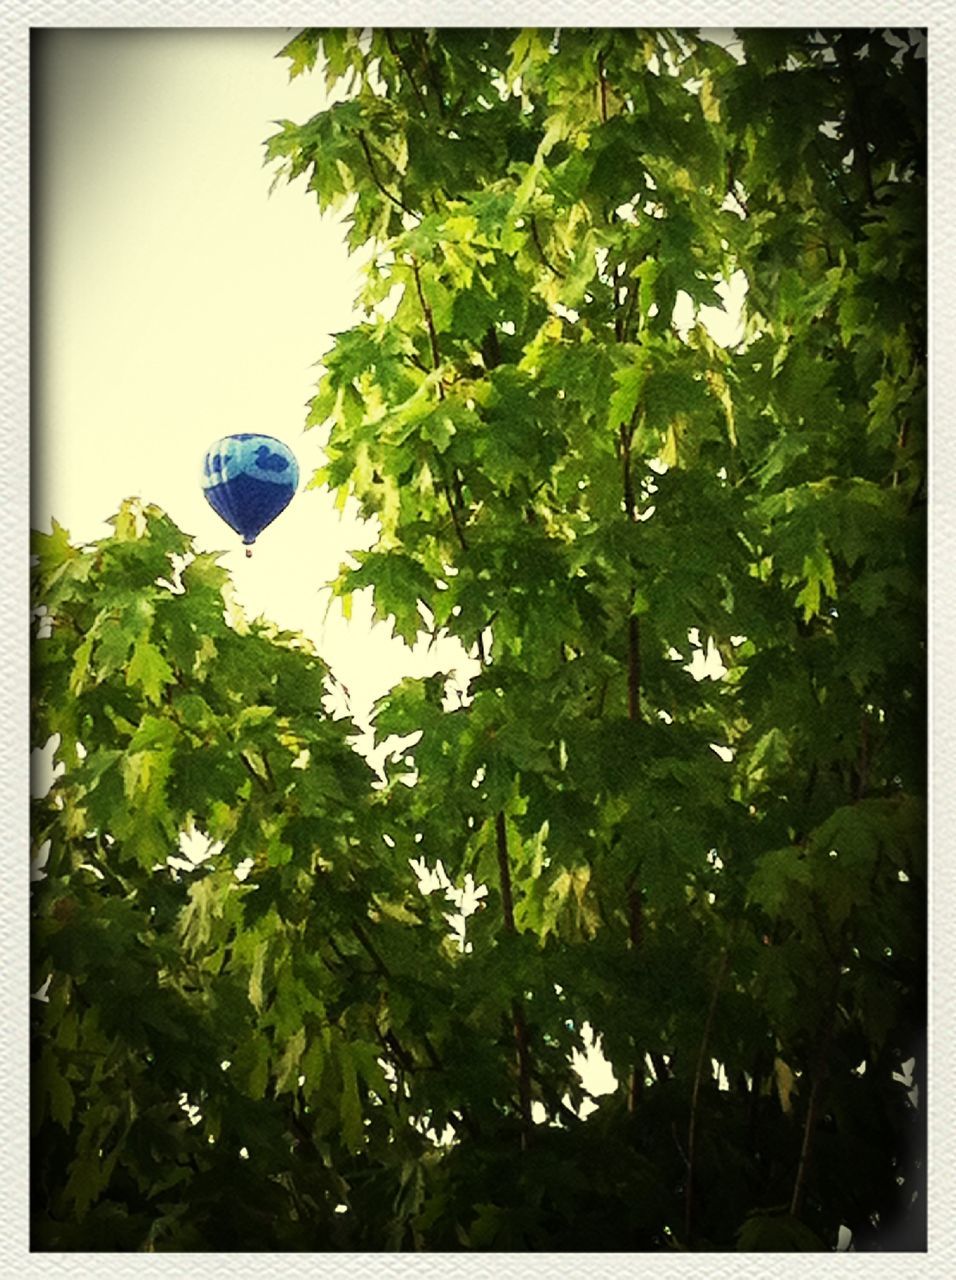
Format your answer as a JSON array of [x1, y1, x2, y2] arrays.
[[34, 28, 473, 729]]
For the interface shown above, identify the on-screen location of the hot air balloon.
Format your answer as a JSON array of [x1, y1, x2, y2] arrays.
[[201, 434, 299, 556]]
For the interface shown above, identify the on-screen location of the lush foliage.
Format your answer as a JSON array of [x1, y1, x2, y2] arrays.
[[32, 28, 926, 1251]]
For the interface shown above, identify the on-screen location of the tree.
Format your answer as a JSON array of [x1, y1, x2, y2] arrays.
[[32, 28, 926, 1251]]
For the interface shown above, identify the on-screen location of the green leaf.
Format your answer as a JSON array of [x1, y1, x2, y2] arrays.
[[126, 639, 174, 704], [736, 1213, 827, 1252], [275, 1027, 307, 1095], [338, 1039, 364, 1154], [33, 518, 78, 582], [795, 538, 836, 621], [38, 1045, 75, 1132]]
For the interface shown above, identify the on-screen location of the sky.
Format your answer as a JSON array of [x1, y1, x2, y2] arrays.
[[34, 28, 474, 730]]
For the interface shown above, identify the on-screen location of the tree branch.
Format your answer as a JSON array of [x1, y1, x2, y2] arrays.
[[620, 271, 639, 344], [496, 810, 533, 1147], [412, 30, 448, 118], [385, 31, 429, 118], [441, 478, 469, 552], [620, 420, 641, 720], [619, 403, 644, 1111], [836, 37, 876, 206], [357, 130, 417, 218], [352, 918, 478, 1137], [239, 750, 271, 792], [410, 258, 443, 389], [495, 811, 517, 934], [685, 947, 730, 1244], [790, 971, 842, 1218], [626, 880, 644, 1113], [410, 256, 471, 553], [530, 216, 566, 278]]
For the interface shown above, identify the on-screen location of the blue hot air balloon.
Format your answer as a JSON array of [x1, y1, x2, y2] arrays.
[[201, 434, 299, 556]]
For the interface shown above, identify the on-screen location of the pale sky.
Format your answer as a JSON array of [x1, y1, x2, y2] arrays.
[[34, 28, 474, 728]]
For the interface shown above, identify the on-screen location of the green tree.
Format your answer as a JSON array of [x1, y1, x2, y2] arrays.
[[32, 28, 925, 1251]]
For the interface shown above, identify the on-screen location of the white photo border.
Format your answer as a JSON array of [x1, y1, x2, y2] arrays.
[[4, 4, 951, 1273]]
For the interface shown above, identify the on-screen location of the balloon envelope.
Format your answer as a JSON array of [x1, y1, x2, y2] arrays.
[[201, 434, 299, 547]]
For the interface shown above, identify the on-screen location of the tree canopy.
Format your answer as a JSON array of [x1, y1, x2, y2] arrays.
[[32, 28, 926, 1251]]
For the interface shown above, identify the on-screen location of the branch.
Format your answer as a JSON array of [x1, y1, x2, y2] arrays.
[[239, 750, 271, 792], [618, 395, 638, 521], [495, 811, 517, 934], [597, 51, 609, 124], [374, 1014, 479, 1141], [86, 840, 130, 895], [836, 38, 876, 206], [409, 256, 472, 553], [385, 31, 429, 117], [620, 272, 639, 344], [357, 130, 417, 218], [620, 420, 641, 722], [684, 947, 731, 1244], [854, 712, 870, 801], [410, 258, 443, 389], [441, 477, 469, 552], [495, 811, 533, 1147], [627, 613, 642, 723], [626, 881, 644, 1114], [790, 972, 841, 1218], [350, 919, 390, 975], [726, 157, 751, 219], [352, 917, 478, 1139], [481, 326, 502, 370], [412, 30, 448, 118], [530, 216, 566, 278], [619, 404, 644, 1111]]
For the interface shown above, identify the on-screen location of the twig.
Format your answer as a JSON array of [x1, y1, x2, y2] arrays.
[[619, 403, 644, 1110], [496, 810, 533, 1148], [684, 947, 731, 1244], [836, 37, 876, 206], [410, 259, 443, 390], [790, 972, 841, 1218], [628, 613, 641, 723], [481, 326, 502, 370], [626, 881, 644, 1113], [854, 713, 870, 801], [530, 216, 566, 278], [413, 30, 447, 118], [410, 256, 472, 554], [357, 130, 417, 218], [495, 811, 517, 934], [385, 31, 429, 117], [726, 158, 751, 218], [441, 479, 469, 552], [353, 918, 478, 1137], [239, 751, 270, 792], [620, 273, 639, 343], [620, 420, 641, 722]]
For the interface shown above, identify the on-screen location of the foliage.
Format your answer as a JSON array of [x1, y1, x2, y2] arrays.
[[32, 28, 926, 1251]]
